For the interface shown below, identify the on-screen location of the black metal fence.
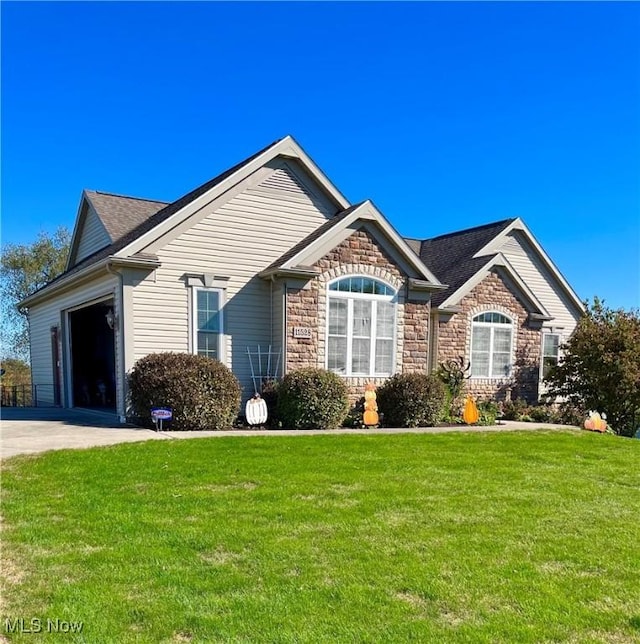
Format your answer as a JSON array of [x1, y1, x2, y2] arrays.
[[0, 384, 58, 408]]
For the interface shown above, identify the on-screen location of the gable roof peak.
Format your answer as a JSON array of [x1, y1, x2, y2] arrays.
[[418, 217, 518, 307]]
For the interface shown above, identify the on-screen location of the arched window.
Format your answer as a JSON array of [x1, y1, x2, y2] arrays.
[[471, 312, 513, 378], [327, 276, 396, 376]]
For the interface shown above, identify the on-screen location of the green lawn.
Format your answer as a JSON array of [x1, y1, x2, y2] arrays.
[[1, 430, 639, 643]]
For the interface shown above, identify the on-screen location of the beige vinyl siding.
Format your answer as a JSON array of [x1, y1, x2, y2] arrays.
[[28, 274, 118, 406], [131, 165, 336, 397], [501, 231, 581, 337], [74, 204, 111, 264], [260, 166, 314, 195]]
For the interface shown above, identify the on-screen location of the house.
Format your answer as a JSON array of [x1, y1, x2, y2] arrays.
[[20, 136, 584, 422]]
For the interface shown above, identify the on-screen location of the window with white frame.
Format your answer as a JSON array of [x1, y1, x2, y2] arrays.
[[541, 333, 560, 380], [193, 288, 223, 359], [326, 276, 396, 377], [470, 312, 513, 378]]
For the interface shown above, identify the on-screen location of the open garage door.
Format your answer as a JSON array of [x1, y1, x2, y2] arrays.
[[68, 300, 116, 410]]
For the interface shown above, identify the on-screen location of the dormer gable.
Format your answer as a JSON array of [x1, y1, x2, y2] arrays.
[[65, 196, 111, 269]]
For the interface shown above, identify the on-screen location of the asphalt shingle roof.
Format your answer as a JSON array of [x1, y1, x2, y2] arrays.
[[416, 218, 515, 306], [31, 139, 284, 299], [84, 191, 168, 243], [81, 137, 283, 265], [31, 131, 517, 312]]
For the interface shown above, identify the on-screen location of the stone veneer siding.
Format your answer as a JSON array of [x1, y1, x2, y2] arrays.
[[285, 286, 319, 373], [403, 302, 431, 373], [437, 270, 542, 402], [284, 228, 430, 399]]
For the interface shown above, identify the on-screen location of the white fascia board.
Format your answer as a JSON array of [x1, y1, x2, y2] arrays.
[[19, 255, 161, 309], [109, 256, 161, 271], [114, 136, 351, 259], [282, 201, 444, 286], [65, 192, 91, 270], [20, 259, 111, 309], [409, 278, 447, 291], [260, 267, 319, 280], [366, 208, 444, 285], [438, 253, 549, 315], [473, 217, 585, 313]]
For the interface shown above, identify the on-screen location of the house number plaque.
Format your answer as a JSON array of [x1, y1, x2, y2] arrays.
[[293, 327, 312, 339]]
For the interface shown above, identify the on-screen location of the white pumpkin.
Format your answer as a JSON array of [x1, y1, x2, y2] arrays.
[[245, 395, 268, 425]]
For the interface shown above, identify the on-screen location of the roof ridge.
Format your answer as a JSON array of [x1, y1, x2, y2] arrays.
[[84, 137, 287, 210], [87, 190, 169, 205], [68, 137, 288, 273], [424, 217, 516, 243]]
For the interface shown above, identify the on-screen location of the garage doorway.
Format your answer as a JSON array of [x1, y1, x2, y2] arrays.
[[68, 300, 116, 410]]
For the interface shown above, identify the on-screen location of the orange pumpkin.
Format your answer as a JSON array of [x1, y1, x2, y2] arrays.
[[585, 411, 607, 432], [364, 383, 377, 401], [594, 417, 607, 432], [462, 396, 479, 425], [363, 409, 379, 426]]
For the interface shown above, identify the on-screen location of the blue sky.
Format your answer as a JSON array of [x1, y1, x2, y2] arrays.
[[2, 1, 639, 309]]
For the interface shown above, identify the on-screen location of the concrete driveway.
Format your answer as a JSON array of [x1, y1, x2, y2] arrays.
[[0, 408, 171, 459], [0, 407, 579, 460]]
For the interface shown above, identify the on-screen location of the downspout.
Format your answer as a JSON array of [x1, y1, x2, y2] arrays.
[[283, 280, 288, 377], [270, 276, 274, 349], [425, 298, 431, 375], [105, 261, 127, 423]]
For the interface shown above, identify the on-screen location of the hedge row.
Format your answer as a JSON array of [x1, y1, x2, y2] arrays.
[[128, 354, 447, 430]]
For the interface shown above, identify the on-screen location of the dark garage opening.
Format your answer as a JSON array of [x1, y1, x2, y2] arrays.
[[69, 301, 116, 410]]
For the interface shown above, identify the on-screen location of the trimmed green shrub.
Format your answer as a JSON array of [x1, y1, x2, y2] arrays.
[[501, 398, 530, 421], [477, 399, 500, 425], [260, 379, 280, 428], [377, 373, 446, 427], [529, 405, 556, 423], [277, 368, 349, 430], [500, 399, 579, 425], [555, 403, 585, 427], [128, 352, 241, 431], [342, 397, 366, 429]]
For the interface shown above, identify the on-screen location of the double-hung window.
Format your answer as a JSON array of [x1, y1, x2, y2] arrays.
[[541, 333, 560, 380], [470, 312, 513, 378], [193, 288, 223, 359], [326, 277, 396, 377]]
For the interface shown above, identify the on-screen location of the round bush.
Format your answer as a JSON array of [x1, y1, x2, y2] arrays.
[[377, 373, 446, 427], [128, 352, 241, 431], [260, 379, 280, 428], [277, 368, 349, 430]]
